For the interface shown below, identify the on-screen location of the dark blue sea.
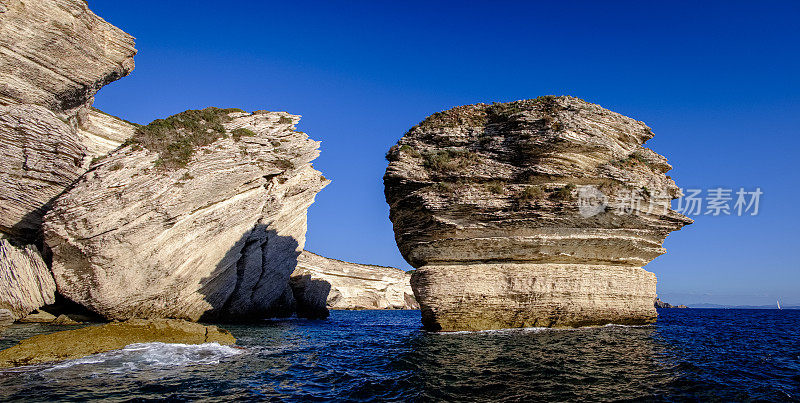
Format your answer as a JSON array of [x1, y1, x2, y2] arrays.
[[1, 309, 798, 401]]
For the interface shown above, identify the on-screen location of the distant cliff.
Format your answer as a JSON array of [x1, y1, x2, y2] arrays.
[[655, 298, 688, 309], [385, 97, 692, 331], [291, 251, 418, 312]]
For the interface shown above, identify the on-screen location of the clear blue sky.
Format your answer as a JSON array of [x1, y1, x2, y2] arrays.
[[89, 1, 799, 306]]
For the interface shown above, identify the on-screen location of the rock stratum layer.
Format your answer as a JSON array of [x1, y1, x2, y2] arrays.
[[0, 0, 136, 114], [0, 0, 137, 321], [384, 96, 691, 331], [44, 108, 329, 322], [0, 0, 136, 241], [0, 239, 56, 319], [291, 251, 418, 311], [0, 104, 88, 238]]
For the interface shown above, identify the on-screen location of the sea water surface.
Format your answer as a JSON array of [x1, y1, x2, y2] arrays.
[[0, 309, 798, 401]]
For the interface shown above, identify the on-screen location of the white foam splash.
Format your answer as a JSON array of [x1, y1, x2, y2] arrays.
[[46, 342, 243, 373]]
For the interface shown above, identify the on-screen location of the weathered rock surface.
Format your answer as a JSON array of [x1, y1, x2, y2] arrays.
[[0, 0, 136, 115], [0, 309, 12, 333], [44, 108, 328, 322], [289, 268, 332, 320], [0, 0, 136, 240], [0, 0, 137, 261], [0, 319, 235, 368], [50, 314, 80, 325], [0, 105, 89, 239], [291, 251, 418, 310], [77, 108, 138, 158], [0, 239, 56, 319], [18, 310, 57, 323], [384, 96, 691, 331]]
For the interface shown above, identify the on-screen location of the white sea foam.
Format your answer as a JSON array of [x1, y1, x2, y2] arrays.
[[46, 342, 243, 373]]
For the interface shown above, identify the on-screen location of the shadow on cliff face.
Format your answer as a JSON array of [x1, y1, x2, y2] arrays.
[[197, 225, 330, 323], [290, 273, 332, 320], [7, 177, 79, 256]]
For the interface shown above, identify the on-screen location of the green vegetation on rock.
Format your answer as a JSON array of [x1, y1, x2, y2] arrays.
[[125, 107, 245, 170], [231, 128, 257, 141], [399, 144, 421, 158], [552, 183, 576, 200], [611, 150, 652, 169], [423, 149, 479, 173], [486, 181, 505, 194], [409, 105, 488, 134], [518, 185, 546, 201]]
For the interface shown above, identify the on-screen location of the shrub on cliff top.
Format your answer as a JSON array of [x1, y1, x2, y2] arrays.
[[126, 107, 244, 169], [423, 149, 480, 173], [409, 106, 488, 134], [551, 183, 576, 200], [231, 128, 257, 141], [518, 185, 545, 201]]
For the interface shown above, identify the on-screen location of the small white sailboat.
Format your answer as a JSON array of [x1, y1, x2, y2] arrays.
[[777, 300, 782, 310]]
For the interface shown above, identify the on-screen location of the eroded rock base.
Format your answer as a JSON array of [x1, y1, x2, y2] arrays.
[[412, 263, 657, 331]]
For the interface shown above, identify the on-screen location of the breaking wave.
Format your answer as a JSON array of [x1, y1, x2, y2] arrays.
[[46, 342, 243, 373]]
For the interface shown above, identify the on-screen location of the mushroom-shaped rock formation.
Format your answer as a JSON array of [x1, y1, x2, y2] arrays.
[[384, 96, 691, 331], [44, 108, 329, 322]]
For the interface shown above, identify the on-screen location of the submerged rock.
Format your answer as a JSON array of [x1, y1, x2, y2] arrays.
[[0, 239, 56, 319], [0, 319, 235, 368], [384, 96, 691, 331], [44, 108, 328, 322], [17, 310, 57, 324], [291, 251, 418, 310]]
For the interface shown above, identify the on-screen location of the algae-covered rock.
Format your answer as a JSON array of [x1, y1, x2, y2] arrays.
[[0, 319, 236, 367], [50, 314, 80, 326], [17, 310, 57, 323]]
